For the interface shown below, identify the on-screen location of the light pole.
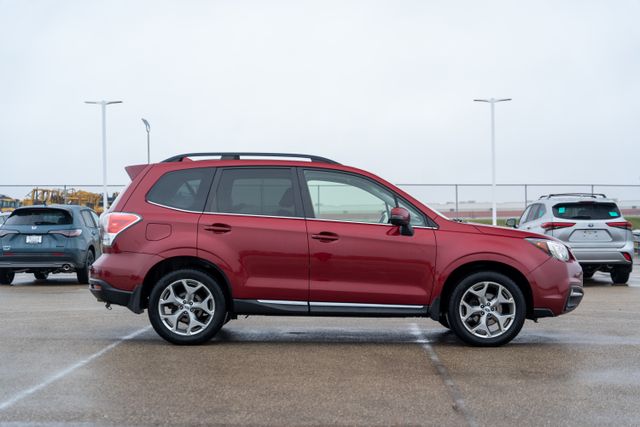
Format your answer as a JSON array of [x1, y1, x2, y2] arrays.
[[85, 100, 123, 211], [473, 97, 511, 226], [141, 118, 151, 164]]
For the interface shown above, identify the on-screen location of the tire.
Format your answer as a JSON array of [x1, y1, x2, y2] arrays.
[[582, 269, 595, 279], [34, 272, 49, 281], [447, 271, 526, 347], [438, 314, 450, 329], [76, 250, 94, 284], [0, 269, 15, 285], [148, 269, 227, 345], [611, 266, 631, 284]]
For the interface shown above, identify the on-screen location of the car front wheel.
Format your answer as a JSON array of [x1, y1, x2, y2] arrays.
[[148, 269, 227, 345], [447, 271, 526, 347]]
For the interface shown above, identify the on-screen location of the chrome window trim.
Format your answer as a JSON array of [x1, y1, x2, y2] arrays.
[[309, 301, 425, 309], [146, 201, 437, 229], [147, 200, 203, 214], [201, 211, 305, 220], [256, 299, 308, 306]]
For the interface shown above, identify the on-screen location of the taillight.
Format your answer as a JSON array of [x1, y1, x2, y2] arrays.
[[101, 212, 142, 247], [622, 252, 632, 262], [0, 229, 18, 238], [541, 222, 576, 231], [606, 221, 632, 230], [49, 229, 83, 237]]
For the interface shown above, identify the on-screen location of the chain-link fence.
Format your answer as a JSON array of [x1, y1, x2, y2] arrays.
[[1, 183, 639, 219]]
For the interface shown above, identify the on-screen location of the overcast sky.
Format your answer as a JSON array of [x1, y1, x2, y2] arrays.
[[1, 0, 639, 199]]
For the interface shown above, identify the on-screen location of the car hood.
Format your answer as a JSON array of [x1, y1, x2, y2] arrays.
[[468, 222, 549, 240]]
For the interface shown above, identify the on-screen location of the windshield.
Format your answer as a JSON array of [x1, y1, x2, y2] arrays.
[[4, 208, 73, 226], [552, 202, 621, 220]]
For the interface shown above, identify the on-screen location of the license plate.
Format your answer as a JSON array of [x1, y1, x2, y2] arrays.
[[26, 235, 42, 244]]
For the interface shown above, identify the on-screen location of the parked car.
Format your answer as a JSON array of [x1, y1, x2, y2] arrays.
[[506, 194, 634, 283], [0, 212, 9, 226], [90, 152, 583, 347], [0, 205, 102, 284]]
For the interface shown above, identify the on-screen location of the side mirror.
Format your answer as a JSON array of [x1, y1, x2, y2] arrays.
[[390, 207, 414, 236], [505, 218, 518, 228]]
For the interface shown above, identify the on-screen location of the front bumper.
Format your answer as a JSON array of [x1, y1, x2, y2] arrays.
[[89, 278, 144, 314], [529, 257, 584, 317]]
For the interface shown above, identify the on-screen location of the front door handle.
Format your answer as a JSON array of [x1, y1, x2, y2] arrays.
[[311, 232, 339, 242], [204, 223, 232, 234]]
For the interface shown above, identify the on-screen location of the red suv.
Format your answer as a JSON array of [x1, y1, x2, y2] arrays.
[[90, 153, 583, 346]]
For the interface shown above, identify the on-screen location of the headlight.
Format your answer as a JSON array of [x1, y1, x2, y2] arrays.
[[526, 238, 571, 262]]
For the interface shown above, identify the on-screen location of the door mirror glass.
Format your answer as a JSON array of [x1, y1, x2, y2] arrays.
[[505, 217, 518, 228]]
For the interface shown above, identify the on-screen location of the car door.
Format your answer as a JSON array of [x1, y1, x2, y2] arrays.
[[300, 168, 437, 314], [522, 203, 547, 233], [198, 167, 309, 305], [80, 210, 101, 256]]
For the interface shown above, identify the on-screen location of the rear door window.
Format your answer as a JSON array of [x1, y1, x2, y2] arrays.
[[81, 210, 98, 228], [209, 168, 301, 217], [147, 168, 215, 212], [4, 208, 73, 226], [552, 202, 621, 220]]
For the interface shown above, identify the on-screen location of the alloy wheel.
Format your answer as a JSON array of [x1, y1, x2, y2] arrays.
[[459, 281, 516, 339], [157, 279, 215, 336]]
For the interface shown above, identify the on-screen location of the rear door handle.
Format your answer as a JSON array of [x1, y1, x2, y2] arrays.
[[311, 232, 339, 242], [204, 223, 232, 234]]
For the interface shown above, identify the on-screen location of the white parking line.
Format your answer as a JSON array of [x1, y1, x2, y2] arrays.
[[0, 326, 152, 412], [409, 323, 478, 427]]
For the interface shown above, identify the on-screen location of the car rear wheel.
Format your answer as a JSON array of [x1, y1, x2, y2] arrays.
[[0, 269, 14, 285], [611, 266, 631, 284], [34, 272, 49, 281], [77, 250, 94, 284], [148, 269, 227, 345], [447, 271, 526, 347]]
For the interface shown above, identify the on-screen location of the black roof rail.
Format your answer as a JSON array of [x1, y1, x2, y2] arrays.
[[538, 193, 608, 200], [162, 152, 340, 165]]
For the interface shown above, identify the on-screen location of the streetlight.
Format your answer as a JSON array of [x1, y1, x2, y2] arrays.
[[141, 118, 151, 164], [473, 97, 512, 226], [85, 100, 123, 211]]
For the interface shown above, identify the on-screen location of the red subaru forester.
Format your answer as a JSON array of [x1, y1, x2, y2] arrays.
[[90, 153, 583, 346]]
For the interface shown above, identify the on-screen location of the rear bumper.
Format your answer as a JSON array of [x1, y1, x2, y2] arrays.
[[89, 278, 144, 314], [0, 250, 85, 270], [571, 241, 634, 264]]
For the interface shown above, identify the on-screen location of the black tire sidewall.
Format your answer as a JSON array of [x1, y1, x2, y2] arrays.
[[611, 266, 631, 284], [448, 271, 526, 347], [148, 269, 227, 345], [76, 250, 94, 284], [0, 269, 14, 285]]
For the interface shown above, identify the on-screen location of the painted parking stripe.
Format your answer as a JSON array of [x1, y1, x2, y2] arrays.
[[410, 323, 478, 427], [0, 326, 152, 412]]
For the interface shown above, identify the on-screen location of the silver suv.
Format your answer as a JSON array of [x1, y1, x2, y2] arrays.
[[507, 193, 634, 283]]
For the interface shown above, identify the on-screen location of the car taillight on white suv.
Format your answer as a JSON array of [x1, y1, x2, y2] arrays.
[[100, 212, 142, 247]]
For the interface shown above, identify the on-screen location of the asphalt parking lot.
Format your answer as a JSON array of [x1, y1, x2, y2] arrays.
[[1, 262, 640, 427]]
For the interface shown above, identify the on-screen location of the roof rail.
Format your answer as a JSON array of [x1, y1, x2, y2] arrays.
[[162, 152, 340, 165], [538, 193, 608, 200]]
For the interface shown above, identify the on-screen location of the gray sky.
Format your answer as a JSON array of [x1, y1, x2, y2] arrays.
[[1, 0, 639, 196]]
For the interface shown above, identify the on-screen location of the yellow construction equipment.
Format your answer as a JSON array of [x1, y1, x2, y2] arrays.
[[0, 195, 21, 212], [20, 188, 115, 214]]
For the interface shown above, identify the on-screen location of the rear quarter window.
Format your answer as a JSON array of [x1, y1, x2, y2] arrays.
[[552, 202, 621, 220], [146, 168, 214, 212], [5, 208, 73, 226]]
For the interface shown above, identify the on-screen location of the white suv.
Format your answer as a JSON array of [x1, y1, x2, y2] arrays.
[[508, 193, 634, 284]]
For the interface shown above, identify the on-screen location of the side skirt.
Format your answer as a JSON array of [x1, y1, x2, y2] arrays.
[[232, 299, 429, 318]]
